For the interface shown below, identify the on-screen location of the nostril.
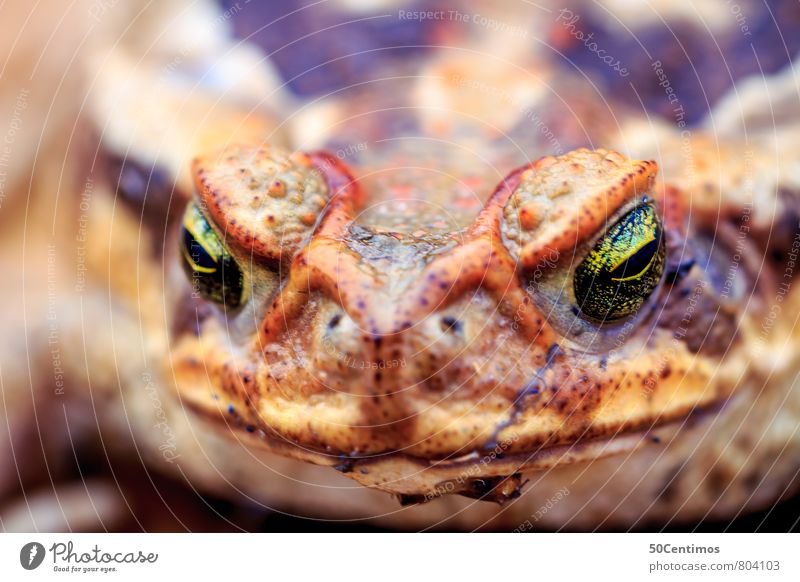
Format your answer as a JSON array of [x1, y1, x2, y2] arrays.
[[440, 316, 462, 333]]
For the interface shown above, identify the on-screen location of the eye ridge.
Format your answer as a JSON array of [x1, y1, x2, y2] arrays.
[[573, 202, 665, 322]]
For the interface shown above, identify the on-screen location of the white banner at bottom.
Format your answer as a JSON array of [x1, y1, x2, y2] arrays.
[[0, 533, 796, 580]]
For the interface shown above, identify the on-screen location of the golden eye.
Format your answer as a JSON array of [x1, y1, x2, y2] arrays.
[[573, 202, 665, 321], [180, 203, 245, 308]]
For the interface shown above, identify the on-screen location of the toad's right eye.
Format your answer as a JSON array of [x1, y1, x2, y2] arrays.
[[573, 201, 665, 322], [180, 203, 245, 308]]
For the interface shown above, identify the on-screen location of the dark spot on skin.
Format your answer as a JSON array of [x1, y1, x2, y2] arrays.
[[328, 313, 342, 329], [227, 405, 235, 414], [484, 344, 562, 451], [440, 316, 462, 333], [333, 455, 355, 473], [546, 343, 562, 363]]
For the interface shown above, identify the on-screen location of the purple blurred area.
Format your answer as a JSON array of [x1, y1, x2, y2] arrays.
[[555, 0, 800, 123], [219, 0, 443, 96], [221, 0, 800, 123]]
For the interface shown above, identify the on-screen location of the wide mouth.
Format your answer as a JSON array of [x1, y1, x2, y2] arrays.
[[183, 401, 717, 503]]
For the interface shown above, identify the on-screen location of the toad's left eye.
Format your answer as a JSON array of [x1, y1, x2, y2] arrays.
[[180, 203, 245, 308], [573, 202, 665, 322]]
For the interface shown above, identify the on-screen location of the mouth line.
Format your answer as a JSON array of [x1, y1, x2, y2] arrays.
[[185, 394, 724, 473]]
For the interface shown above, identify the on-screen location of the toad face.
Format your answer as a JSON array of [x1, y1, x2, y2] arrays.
[[166, 139, 771, 503], [5, 0, 800, 533]]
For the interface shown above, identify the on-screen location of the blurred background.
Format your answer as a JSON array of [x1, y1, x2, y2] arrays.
[[0, 0, 798, 531]]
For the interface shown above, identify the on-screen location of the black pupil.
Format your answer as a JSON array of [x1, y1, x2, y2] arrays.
[[609, 235, 660, 281], [183, 228, 217, 271], [181, 224, 243, 308]]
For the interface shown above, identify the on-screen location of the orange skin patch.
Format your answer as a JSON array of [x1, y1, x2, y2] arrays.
[[174, 144, 752, 496]]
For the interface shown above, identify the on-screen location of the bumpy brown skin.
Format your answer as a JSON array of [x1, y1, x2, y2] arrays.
[[165, 139, 773, 508], [48, 58, 799, 527], [6, 0, 798, 532], [15, 70, 792, 531]]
